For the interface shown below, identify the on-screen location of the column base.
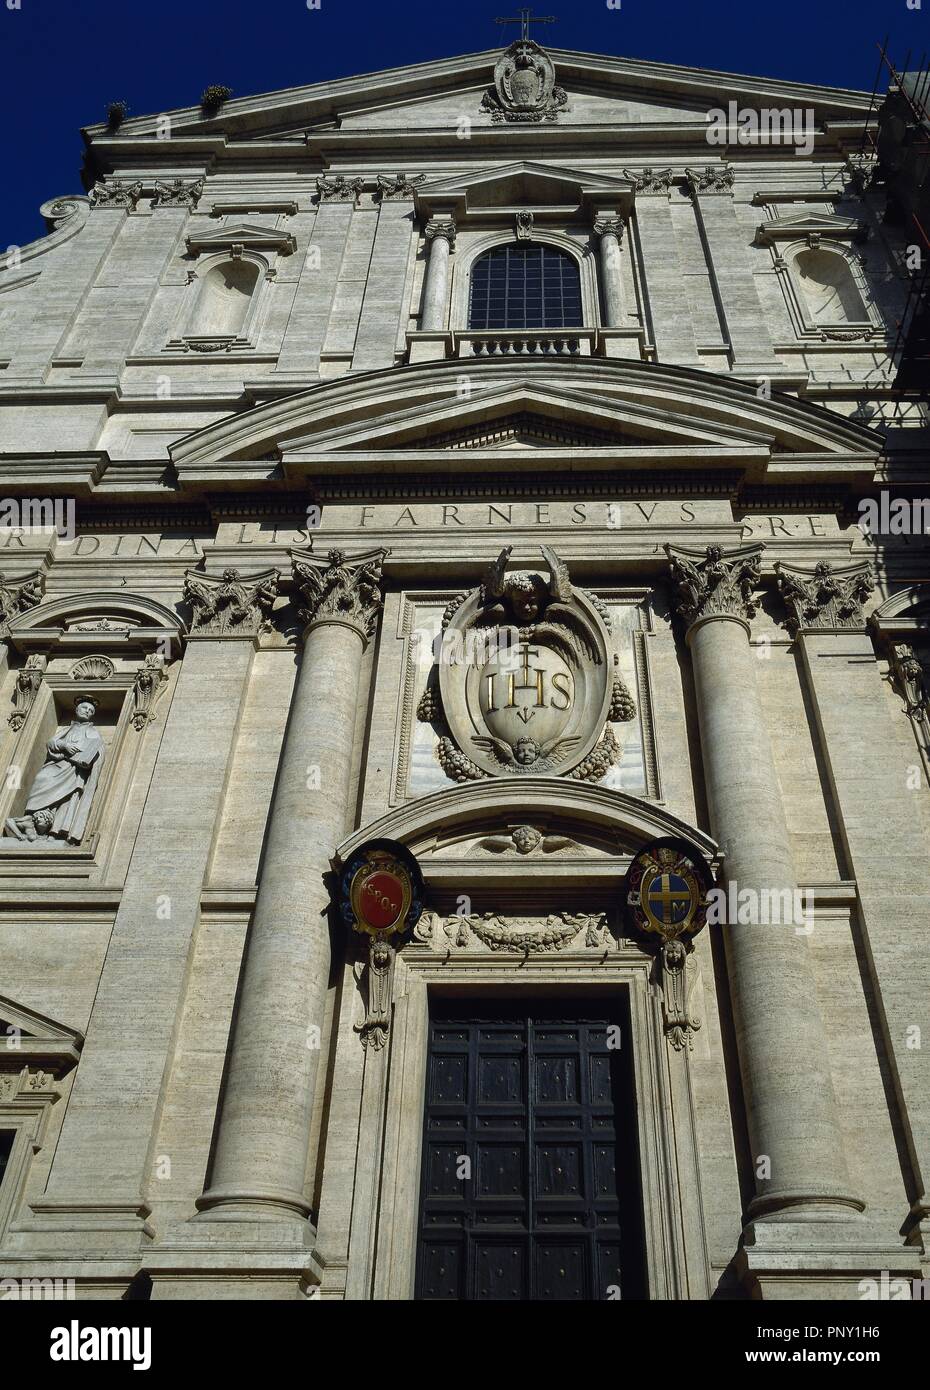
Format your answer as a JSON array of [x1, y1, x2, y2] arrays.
[[194, 1184, 313, 1223], [737, 1217, 922, 1300]]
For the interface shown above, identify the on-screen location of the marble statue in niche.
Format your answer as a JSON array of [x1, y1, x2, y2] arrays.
[[4, 696, 106, 845]]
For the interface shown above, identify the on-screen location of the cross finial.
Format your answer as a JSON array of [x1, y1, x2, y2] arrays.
[[494, 7, 556, 42]]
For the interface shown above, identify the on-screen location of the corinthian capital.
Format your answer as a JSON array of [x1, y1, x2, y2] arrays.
[[293, 548, 387, 642], [593, 216, 625, 242], [183, 567, 280, 638], [775, 560, 874, 634], [0, 569, 44, 639], [665, 543, 764, 626], [425, 217, 456, 249]]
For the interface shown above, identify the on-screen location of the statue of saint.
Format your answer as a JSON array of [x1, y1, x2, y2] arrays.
[[4, 696, 106, 845]]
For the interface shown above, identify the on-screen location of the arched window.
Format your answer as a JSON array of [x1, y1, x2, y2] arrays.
[[189, 258, 260, 338], [793, 247, 867, 325], [468, 244, 583, 331]]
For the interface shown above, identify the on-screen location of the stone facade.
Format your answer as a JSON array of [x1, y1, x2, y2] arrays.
[[0, 44, 927, 1301]]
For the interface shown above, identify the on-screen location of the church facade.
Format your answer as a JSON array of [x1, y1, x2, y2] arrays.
[[0, 40, 927, 1301]]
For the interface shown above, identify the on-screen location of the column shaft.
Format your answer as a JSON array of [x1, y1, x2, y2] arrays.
[[421, 221, 454, 332], [668, 544, 859, 1219], [199, 550, 385, 1223]]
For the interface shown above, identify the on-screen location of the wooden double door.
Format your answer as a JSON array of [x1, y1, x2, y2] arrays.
[[415, 997, 646, 1300]]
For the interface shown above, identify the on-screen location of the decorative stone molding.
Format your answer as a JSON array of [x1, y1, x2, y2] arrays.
[[414, 910, 610, 955], [622, 167, 674, 195], [664, 543, 764, 626], [69, 655, 115, 682], [421, 547, 635, 784], [593, 216, 625, 242], [8, 655, 46, 731], [424, 216, 456, 249], [183, 567, 280, 638], [0, 571, 44, 640], [315, 175, 365, 203], [888, 643, 929, 722], [90, 179, 143, 210], [292, 548, 387, 642], [685, 165, 735, 195], [5, 591, 184, 659], [476, 824, 576, 855], [152, 177, 205, 209], [376, 172, 426, 200], [184, 223, 297, 258], [775, 560, 874, 634], [752, 213, 869, 250], [515, 210, 534, 241], [659, 938, 702, 1052], [131, 655, 169, 730], [354, 937, 394, 1050], [481, 39, 568, 123]]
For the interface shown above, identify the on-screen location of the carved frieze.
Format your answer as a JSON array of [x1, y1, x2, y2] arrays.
[[665, 543, 763, 626], [413, 910, 610, 955], [183, 567, 280, 637], [481, 40, 568, 123], [419, 546, 635, 783], [293, 548, 386, 643], [775, 559, 874, 633]]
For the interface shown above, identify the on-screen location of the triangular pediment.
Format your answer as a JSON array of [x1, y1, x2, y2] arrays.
[[754, 212, 868, 246], [184, 221, 297, 256], [282, 380, 770, 458], [169, 359, 883, 492], [0, 995, 83, 1070], [416, 162, 633, 217], [83, 48, 872, 151]]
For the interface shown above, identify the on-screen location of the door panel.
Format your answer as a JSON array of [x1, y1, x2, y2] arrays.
[[415, 998, 645, 1300]]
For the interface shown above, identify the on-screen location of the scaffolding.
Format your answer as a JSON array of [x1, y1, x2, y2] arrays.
[[858, 42, 930, 396]]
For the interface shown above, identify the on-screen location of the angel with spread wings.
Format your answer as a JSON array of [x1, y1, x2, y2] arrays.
[[478, 545, 602, 666], [471, 731, 580, 772]]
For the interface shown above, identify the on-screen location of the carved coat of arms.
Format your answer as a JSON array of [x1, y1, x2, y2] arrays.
[[417, 546, 635, 783], [481, 41, 568, 123]]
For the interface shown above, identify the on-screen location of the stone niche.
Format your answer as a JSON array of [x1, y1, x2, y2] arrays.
[[0, 593, 184, 855]]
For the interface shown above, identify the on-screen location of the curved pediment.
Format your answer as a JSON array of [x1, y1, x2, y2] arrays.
[[169, 358, 883, 492], [7, 590, 186, 656], [335, 778, 718, 893]]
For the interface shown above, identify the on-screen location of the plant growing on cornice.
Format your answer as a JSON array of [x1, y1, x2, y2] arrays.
[[106, 101, 129, 130], [200, 85, 232, 115]]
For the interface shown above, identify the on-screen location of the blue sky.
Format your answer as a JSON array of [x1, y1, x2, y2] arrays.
[[0, 0, 924, 248]]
